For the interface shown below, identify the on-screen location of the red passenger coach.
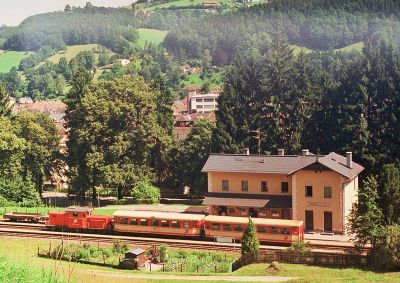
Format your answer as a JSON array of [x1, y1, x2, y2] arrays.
[[46, 206, 113, 231], [113, 211, 205, 238], [204, 215, 304, 243]]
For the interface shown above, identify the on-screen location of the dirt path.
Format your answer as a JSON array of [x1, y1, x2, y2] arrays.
[[82, 269, 298, 282]]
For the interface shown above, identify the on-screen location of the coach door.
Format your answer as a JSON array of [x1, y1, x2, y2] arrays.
[[324, 211, 332, 232], [305, 210, 313, 231]]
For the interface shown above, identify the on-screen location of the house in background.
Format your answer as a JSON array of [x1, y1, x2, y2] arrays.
[[189, 93, 219, 113], [174, 112, 216, 140], [201, 149, 364, 234]]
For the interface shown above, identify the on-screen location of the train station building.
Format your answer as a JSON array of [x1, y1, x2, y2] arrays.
[[201, 149, 364, 234]]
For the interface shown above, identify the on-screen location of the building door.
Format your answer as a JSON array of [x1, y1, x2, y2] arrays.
[[305, 210, 313, 231], [282, 209, 290, 219], [324, 211, 332, 232], [218, 206, 227, 216]]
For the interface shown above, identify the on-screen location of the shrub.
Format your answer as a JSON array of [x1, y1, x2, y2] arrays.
[[287, 237, 311, 255], [0, 179, 42, 207], [371, 225, 400, 270], [112, 239, 128, 254], [159, 245, 168, 262], [131, 178, 160, 204]]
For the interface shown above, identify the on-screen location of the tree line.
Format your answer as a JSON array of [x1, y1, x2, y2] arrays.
[[0, 85, 60, 206], [2, 4, 138, 53], [164, 0, 400, 65]]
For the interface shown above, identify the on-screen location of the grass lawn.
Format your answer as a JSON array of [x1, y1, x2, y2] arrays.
[[290, 42, 364, 57], [0, 206, 118, 217], [289, 44, 313, 56], [233, 263, 400, 282], [0, 237, 243, 283], [1, 237, 400, 282], [144, 0, 239, 11], [182, 72, 223, 88], [46, 44, 114, 64], [0, 50, 31, 72], [335, 42, 364, 53], [137, 28, 169, 48]]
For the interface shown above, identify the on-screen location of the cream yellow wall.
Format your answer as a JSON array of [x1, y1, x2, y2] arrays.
[[343, 177, 358, 230], [209, 172, 292, 195], [294, 170, 343, 232]]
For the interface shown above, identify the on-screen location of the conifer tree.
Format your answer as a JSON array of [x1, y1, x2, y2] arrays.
[[241, 217, 259, 258], [379, 164, 400, 225], [347, 176, 383, 248], [260, 36, 295, 154], [0, 84, 11, 118]]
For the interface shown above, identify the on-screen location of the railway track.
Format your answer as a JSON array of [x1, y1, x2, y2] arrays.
[[0, 221, 366, 254]]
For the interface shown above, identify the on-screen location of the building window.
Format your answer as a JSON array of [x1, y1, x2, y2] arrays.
[[324, 186, 332, 198], [204, 98, 214, 102], [234, 224, 242, 231], [271, 209, 280, 217], [261, 181, 268, 192], [196, 105, 203, 109], [222, 180, 229, 191], [281, 182, 289, 193], [257, 226, 266, 233], [212, 223, 221, 230], [223, 224, 231, 231], [196, 98, 203, 102], [305, 186, 313, 197], [241, 180, 249, 192]]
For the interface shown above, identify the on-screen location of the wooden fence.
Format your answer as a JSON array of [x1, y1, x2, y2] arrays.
[[232, 251, 368, 271]]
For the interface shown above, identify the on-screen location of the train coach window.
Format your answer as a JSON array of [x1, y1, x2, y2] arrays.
[[161, 220, 169, 227], [282, 227, 290, 234], [194, 222, 198, 228], [73, 212, 78, 217], [120, 218, 128, 224], [140, 219, 148, 226], [212, 223, 221, 230], [152, 220, 159, 226], [130, 219, 137, 225], [293, 227, 298, 234], [270, 227, 278, 234], [172, 221, 180, 228], [234, 224, 242, 231], [183, 221, 190, 228], [257, 226, 266, 233], [223, 224, 231, 231]]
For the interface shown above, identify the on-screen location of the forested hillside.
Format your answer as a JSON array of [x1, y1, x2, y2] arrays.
[[164, 0, 400, 64], [3, 4, 138, 53]]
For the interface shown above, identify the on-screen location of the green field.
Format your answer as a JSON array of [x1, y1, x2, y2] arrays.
[[2, 237, 400, 283], [233, 263, 400, 282], [335, 41, 364, 53], [290, 42, 364, 56], [46, 44, 114, 64], [289, 44, 313, 56], [0, 206, 117, 217], [182, 72, 223, 89], [0, 50, 31, 72], [144, 0, 239, 11], [137, 28, 169, 48]]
